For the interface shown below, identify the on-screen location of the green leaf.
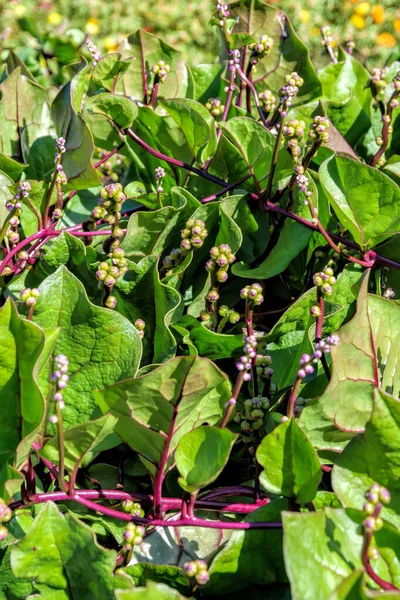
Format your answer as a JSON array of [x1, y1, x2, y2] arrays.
[[176, 426, 237, 493], [94, 356, 230, 477], [125, 563, 189, 595], [52, 82, 100, 191], [176, 315, 243, 360], [319, 51, 371, 146], [0, 152, 25, 182], [319, 274, 400, 432], [88, 92, 138, 129], [332, 388, 400, 530], [191, 63, 225, 103], [227, 0, 322, 103], [116, 30, 189, 102], [319, 154, 400, 249], [0, 300, 46, 499], [91, 53, 130, 91], [11, 502, 118, 599], [256, 418, 321, 504], [0, 67, 54, 163], [161, 98, 217, 161], [32, 266, 142, 431], [39, 414, 118, 473], [233, 175, 317, 279], [121, 187, 199, 262], [266, 265, 363, 390], [282, 509, 364, 600], [114, 256, 181, 364], [206, 499, 287, 595], [132, 510, 231, 567], [115, 581, 188, 600], [219, 117, 291, 192], [299, 398, 355, 453]]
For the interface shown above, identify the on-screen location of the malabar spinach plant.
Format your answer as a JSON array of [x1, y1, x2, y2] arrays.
[[0, 1, 400, 599]]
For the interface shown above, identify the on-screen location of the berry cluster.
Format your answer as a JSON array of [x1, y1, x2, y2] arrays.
[[297, 335, 340, 380], [363, 483, 390, 534], [123, 523, 146, 551], [96, 249, 128, 307], [122, 500, 144, 517], [5, 181, 31, 247], [294, 166, 314, 208], [371, 67, 388, 97], [383, 287, 395, 299], [218, 304, 240, 324], [293, 396, 311, 417], [49, 354, 69, 424], [240, 283, 264, 306], [308, 115, 330, 144], [155, 166, 165, 193], [228, 48, 241, 74], [205, 244, 236, 283], [236, 334, 257, 381], [94, 149, 124, 183], [91, 183, 127, 229], [234, 395, 270, 442], [320, 25, 333, 47], [86, 39, 101, 66], [249, 34, 274, 64], [256, 354, 273, 381], [6, 181, 30, 212], [183, 560, 209, 586], [163, 219, 208, 271], [180, 218, 208, 251], [134, 319, 146, 340], [258, 89, 276, 114], [216, 0, 230, 19], [20, 287, 40, 307], [205, 98, 225, 118], [283, 119, 306, 161], [312, 265, 336, 297], [151, 60, 170, 83], [278, 72, 304, 117]]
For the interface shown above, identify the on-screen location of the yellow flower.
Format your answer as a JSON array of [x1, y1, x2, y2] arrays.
[[394, 19, 400, 33], [86, 18, 99, 36], [103, 36, 119, 52], [350, 14, 366, 28], [300, 9, 311, 24], [48, 12, 63, 26], [13, 4, 26, 17], [371, 5, 385, 24], [311, 27, 320, 35], [376, 32, 397, 47], [354, 2, 370, 16]]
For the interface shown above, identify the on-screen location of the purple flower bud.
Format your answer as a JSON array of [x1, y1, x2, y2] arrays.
[[297, 369, 306, 379]]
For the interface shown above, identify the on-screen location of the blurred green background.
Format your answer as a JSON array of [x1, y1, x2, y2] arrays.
[[0, 0, 399, 78]]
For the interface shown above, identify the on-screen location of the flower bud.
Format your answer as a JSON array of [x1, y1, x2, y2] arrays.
[[105, 295, 117, 309]]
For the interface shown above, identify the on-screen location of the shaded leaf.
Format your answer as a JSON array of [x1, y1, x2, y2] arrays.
[[256, 418, 321, 504]]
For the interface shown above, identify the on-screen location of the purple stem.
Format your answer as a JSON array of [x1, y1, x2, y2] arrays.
[[201, 175, 251, 203], [9, 489, 269, 517], [124, 128, 227, 187]]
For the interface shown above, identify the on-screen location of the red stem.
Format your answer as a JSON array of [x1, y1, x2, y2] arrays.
[[361, 503, 399, 591], [220, 371, 245, 428]]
